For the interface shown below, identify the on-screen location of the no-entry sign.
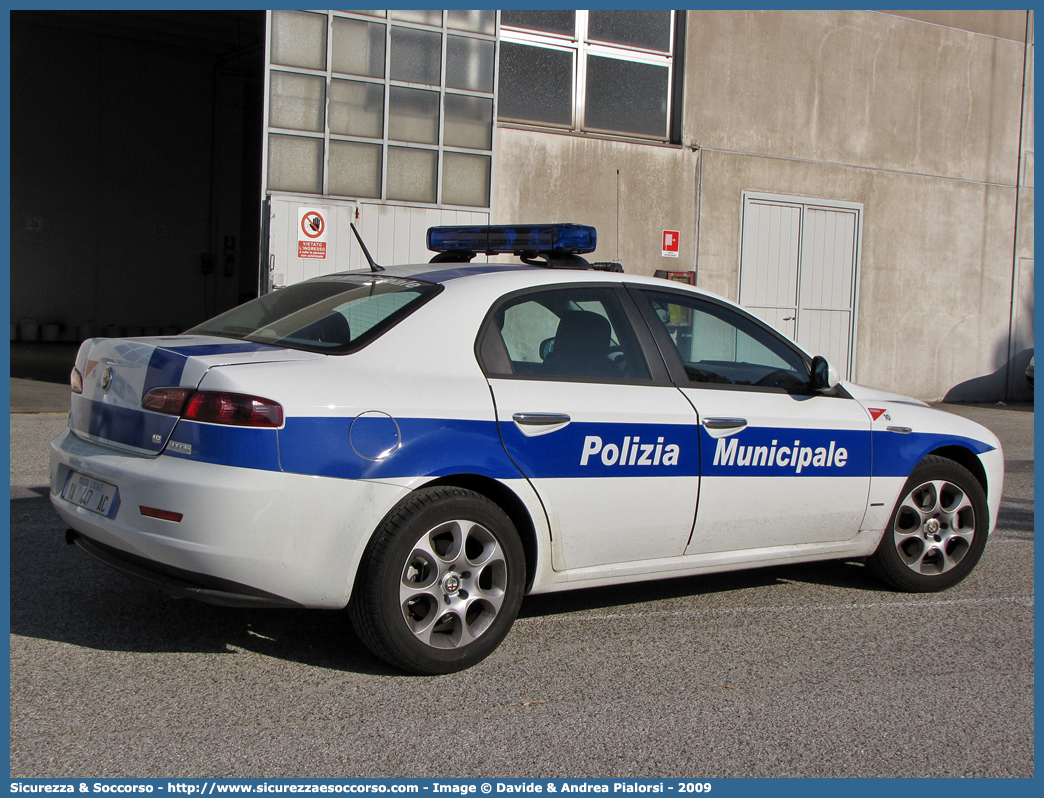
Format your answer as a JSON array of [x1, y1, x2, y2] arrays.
[[298, 209, 327, 259]]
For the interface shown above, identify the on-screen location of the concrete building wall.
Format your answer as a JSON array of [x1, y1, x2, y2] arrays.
[[694, 150, 1017, 400], [682, 10, 1026, 183], [884, 10, 1028, 41], [493, 129, 700, 276], [678, 9, 1032, 401], [492, 10, 1031, 401]]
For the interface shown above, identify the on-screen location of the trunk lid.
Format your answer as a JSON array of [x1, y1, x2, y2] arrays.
[[70, 335, 322, 454]]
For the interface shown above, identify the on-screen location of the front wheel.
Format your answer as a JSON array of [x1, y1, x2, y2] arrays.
[[867, 455, 989, 592], [349, 486, 525, 674]]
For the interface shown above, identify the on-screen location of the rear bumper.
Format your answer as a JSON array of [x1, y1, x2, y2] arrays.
[[68, 530, 301, 608], [50, 428, 411, 608]]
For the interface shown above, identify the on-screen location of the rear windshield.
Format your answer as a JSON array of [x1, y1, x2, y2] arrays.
[[186, 274, 442, 354]]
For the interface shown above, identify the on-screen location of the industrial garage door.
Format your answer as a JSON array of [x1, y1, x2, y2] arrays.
[[738, 193, 862, 379]]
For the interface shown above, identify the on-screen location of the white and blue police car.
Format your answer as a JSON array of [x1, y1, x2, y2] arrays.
[[51, 224, 1004, 674]]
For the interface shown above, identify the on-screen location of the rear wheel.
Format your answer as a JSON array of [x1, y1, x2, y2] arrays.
[[867, 455, 989, 592], [349, 486, 525, 674]]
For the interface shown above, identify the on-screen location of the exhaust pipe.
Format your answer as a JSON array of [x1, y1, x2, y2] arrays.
[[65, 529, 78, 546]]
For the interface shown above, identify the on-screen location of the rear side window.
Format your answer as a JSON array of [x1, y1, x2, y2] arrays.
[[483, 286, 650, 382], [187, 275, 442, 354]]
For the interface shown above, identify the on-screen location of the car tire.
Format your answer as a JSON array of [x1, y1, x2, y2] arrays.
[[349, 486, 525, 674], [866, 455, 989, 592]]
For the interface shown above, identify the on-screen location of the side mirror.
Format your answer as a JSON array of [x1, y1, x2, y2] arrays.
[[810, 355, 840, 391]]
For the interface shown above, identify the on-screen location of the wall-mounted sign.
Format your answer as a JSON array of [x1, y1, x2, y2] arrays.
[[662, 230, 680, 258], [298, 209, 327, 259]]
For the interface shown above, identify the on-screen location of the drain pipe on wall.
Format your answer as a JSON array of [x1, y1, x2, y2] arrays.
[[1004, 9, 1033, 401], [692, 145, 702, 284]]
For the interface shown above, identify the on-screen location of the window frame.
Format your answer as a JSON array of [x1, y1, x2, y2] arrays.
[[498, 10, 678, 142], [475, 283, 672, 386]]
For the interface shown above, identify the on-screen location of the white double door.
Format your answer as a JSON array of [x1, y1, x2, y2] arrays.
[[739, 194, 862, 378]]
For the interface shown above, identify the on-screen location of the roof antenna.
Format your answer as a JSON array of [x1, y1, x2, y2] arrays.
[[350, 222, 384, 272]]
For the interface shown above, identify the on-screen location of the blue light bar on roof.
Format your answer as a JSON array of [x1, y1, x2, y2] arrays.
[[426, 224, 597, 255]]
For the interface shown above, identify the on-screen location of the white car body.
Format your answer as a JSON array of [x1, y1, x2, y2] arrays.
[[51, 244, 1003, 670]]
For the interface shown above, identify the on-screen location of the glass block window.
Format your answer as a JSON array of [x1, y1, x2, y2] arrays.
[[267, 134, 324, 194], [270, 10, 328, 70], [265, 10, 497, 208], [268, 71, 326, 132], [389, 26, 442, 84], [499, 10, 676, 141], [332, 17, 385, 78], [448, 10, 495, 36]]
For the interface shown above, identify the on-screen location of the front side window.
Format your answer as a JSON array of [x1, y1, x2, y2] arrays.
[[639, 290, 810, 392], [188, 275, 441, 355], [484, 287, 650, 382]]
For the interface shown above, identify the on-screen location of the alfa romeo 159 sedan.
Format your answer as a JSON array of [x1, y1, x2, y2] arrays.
[[51, 224, 1003, 673]]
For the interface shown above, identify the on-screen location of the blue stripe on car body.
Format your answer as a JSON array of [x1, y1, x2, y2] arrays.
[[70, 396, 177, 454], [149, 412, 998, 484], [869, 429, 995, 476], [501, 422, 701, 478], [404, 264, 534, 283], [700, 427, 869, 477], [143, 342, 283, 395], [165, 419, 282, 471], [277, 417, 521, 480], [697, 427, 993, 478]]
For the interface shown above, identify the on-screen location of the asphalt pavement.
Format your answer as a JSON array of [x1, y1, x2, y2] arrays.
[[8, 390, 1034, 778]]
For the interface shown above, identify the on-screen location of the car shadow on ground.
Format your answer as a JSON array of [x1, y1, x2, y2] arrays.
[[516, 557, 885, 621], [11, 494, 400, 675], [994, 496, 1035, 541], [13, 493, 890, 676]]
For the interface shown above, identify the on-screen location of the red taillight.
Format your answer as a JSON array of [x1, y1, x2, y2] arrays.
[[142, 388, 283, 427], [183, 391, 284, 428], [142, 387, 193, 415]]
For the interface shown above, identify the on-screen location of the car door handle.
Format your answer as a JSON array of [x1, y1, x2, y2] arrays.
[[886, 426, 913, 434], [703, 417, 747, 431], [512, 412, 571, 426]]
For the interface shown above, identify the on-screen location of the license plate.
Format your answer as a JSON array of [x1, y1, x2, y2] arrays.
[[61, 471, 121, 519]]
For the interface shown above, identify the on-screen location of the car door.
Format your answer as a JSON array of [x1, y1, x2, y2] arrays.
[[629, 285, 872, 556], [477, 284, 700, 571]]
